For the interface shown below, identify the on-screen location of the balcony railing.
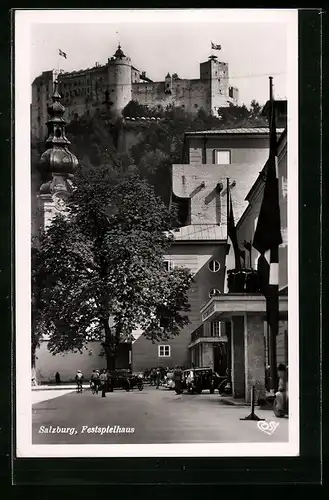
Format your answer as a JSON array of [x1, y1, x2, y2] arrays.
[[227, 268, 262, 294], [190, 324, 222, 343], [191, 325, 204, 343]]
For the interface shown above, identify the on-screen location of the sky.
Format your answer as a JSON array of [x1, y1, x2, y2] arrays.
[[27, 9, 295, 107]]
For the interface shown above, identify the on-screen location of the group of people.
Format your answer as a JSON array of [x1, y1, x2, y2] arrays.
[[143, 366, 184, 391], [74, 365, 185, 395], [75, 369, 110, 398]]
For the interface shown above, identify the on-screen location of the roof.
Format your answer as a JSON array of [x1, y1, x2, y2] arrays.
[[261, 100, 287, 117], [169, 224, 227, 242], [185, 127, 285, 136]]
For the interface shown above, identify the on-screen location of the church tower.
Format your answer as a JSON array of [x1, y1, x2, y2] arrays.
[[38, 81, 79, 231], [108, 44, 132, 116]]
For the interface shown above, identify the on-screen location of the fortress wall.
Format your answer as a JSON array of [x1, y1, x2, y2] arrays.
[[131, 78, 211, 114]]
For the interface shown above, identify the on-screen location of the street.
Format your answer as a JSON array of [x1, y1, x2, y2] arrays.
[[32, 386, 288, 444]]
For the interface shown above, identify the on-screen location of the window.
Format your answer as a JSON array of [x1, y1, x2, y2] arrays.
[[158, 345, 171, 357], [210, 320, 221, 337], [209, 288, 221, 298], [194, 103, 199, 108], [163, 260, 174, 271], [213, 150, 231, 164], [208, 260, 220, 272]]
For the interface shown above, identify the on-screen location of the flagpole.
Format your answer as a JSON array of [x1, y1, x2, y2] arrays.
[[226, 177, 232, 389], [268, 75, 279, 393], [226, 177, 230, 231]]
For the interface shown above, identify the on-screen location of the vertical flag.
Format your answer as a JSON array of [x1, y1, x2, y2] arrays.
[[252, 76, 282, 392], [227, 178, 242, 270]]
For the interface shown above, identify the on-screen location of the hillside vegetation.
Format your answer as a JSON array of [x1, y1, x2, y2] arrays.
[[32, 101, 268, 208]]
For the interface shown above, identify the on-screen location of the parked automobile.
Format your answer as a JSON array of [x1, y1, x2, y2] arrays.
[[177, 367, 218, 394], [107, 369, 143, 392]]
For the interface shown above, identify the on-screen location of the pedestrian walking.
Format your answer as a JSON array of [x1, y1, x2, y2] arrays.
[[99, 369, 108, 398], [150, 368, 156, 386], [155, 368, 161, 389], [90, 369, 100, 394], [173, 365, 182, 394], [55, 371, 61, 385], [75, 370, 84, 393]]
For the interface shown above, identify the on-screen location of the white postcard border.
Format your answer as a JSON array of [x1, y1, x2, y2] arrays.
[[15, 8, 299, 458]]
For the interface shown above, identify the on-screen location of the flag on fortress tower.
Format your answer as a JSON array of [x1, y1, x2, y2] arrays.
[[59, 49, 67, 59], [211, 42, 221, 50]]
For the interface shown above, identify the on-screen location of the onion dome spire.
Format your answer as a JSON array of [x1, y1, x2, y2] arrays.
[[39, 81, 79, 202]]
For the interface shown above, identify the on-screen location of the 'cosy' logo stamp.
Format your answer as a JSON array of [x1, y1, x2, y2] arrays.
[[257, 421, 280, 435]]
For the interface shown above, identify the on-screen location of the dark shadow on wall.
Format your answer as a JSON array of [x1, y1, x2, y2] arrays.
[[131, 245, 228, 372]]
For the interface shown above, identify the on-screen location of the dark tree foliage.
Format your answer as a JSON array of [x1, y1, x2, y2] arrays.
[[32, 100, 266, 207], [33, 165, 193, 369]]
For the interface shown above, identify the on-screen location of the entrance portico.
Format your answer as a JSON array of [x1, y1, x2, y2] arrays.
[[200, 294, 288, 403]]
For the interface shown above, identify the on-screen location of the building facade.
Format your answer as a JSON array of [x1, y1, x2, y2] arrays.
[[235, 127, 288, 368], [31, 45, 239, 139], [131, 126, 283, 374], [193, 116, 288, 401]]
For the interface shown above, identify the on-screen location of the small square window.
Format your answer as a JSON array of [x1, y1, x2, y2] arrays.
[[158, 345, 171, 357], [213, 150, 231, 164]]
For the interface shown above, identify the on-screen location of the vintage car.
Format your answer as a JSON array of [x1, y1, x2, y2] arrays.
[[107, 369, 143, 392], [176, 367, 219, 394]]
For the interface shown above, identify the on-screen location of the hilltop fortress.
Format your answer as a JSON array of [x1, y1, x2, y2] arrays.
[[31, 44, 239, 139]]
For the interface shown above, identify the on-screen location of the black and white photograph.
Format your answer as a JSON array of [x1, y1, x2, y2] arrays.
[[15, 8, 299, 457]]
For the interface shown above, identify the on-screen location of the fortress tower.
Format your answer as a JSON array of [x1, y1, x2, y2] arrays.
[[108, 44, 132, 116], [200, 55, 238, 116]]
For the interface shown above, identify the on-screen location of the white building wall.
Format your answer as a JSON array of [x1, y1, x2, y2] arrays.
[[35, 341, 106, 383]]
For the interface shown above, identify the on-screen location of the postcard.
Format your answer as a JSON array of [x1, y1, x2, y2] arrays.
[[15, 8, 299, 458]]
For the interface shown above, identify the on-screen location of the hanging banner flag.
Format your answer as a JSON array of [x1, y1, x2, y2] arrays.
[[227, 180, 242, 270], [211, 42, 221, 50], [59, 49, 67, 59]]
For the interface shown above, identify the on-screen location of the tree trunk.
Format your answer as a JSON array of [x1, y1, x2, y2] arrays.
[[102, 319, 116, 371], [31, 334, 39, 385]]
